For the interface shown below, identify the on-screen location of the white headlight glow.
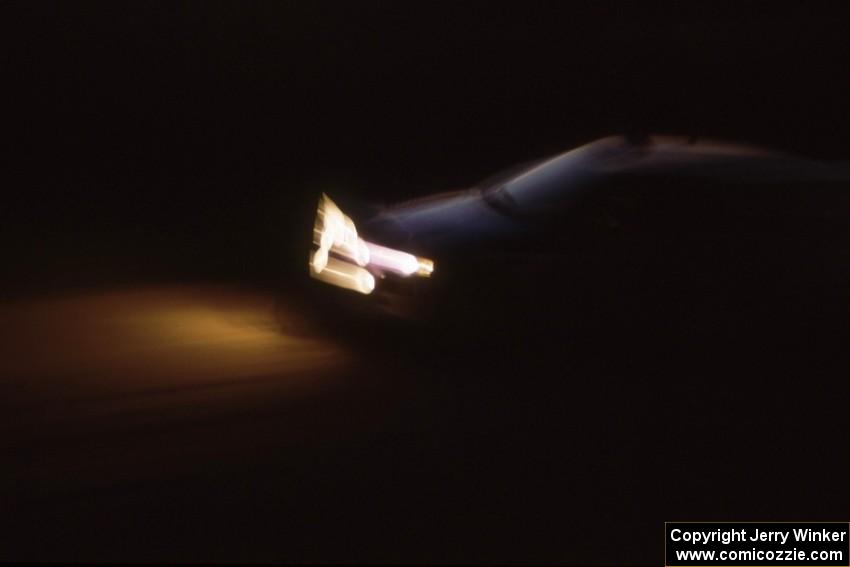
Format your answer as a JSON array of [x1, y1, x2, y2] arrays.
[[309, 193, 434, 294]]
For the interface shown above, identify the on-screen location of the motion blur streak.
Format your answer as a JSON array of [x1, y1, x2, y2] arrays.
[[363, 241, 420, 275], [309, 194, 433, 294], [0, 285, 349, 396], [310, 254, 376, 294], [312, 193, 369, 269]]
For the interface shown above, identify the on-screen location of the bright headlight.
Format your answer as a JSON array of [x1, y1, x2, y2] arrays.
[[363, 241, 432, 277], [309, 193, 434, 295], [312, 193, 368, 270], [310, 253, 376, 295]]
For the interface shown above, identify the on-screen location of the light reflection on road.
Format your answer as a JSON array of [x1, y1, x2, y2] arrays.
[[0, 285, 348, 393], [0, 285, 356, 487]]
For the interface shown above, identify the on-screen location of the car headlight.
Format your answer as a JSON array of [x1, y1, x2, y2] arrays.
[[309, 193, 433, 294]]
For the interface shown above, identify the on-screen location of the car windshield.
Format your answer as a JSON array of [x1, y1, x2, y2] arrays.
[[477, 157, 554, 218], [481, 184, 524, 218], [478, 138, 636, 217]]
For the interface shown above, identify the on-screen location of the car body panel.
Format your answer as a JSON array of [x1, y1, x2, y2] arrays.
[[308, 135, 850, 338]]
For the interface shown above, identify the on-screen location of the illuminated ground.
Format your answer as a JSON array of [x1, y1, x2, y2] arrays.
[[1, 283, 847, 563]]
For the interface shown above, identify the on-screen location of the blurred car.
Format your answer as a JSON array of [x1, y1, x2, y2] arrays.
[[304, 135, 850, 343]]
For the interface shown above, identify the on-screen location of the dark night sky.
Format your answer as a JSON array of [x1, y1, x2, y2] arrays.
[[5, 2, 849, 291]]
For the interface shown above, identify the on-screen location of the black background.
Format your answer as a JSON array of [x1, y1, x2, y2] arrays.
[[3, 2, 850, 564], [5, 2, 850, 291]]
